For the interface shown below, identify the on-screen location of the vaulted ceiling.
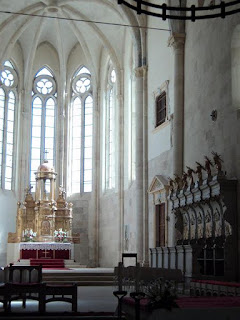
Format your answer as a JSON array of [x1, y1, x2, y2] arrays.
[[0, 0, 140, 76]]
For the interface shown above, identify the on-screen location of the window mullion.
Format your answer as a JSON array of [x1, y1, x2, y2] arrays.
[[2, 93, 9, 189], [41, 98, 46, 162], [53, 97, 56, 170], [105, 93, 109, 189], [80, 97, 85, 193]]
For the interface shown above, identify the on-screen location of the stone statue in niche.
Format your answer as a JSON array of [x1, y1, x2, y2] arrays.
[[186, 167, 194, 187], [212, 151, 223, 174], [204, 156, 213, 179], [205, 210, 212, 238], [195, 162, 205, 185]]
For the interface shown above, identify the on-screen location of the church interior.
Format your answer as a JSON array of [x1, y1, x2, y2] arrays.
[[1, 0, 240, 317]]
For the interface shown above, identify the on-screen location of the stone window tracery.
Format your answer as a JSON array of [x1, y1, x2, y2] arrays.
[[0, 60, 18, 190], [30, 66, 57, 191], [70, 66, 93, 194]]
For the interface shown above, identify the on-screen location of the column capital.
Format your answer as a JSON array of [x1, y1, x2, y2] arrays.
[[134, 65, 148, 78], [168, 33, 185, 50]]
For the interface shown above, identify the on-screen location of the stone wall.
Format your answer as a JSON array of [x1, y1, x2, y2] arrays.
[[184, 15, 240, 277], [68, 194, 90, 265]]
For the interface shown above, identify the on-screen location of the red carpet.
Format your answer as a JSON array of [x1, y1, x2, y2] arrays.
[[123, 296, 240, 310], [43, 267, 70, 270], [30, 258, 65, 268], [176, 296, 240, 308]]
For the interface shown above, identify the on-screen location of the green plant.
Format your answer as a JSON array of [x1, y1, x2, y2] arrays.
[[144, 278, 178, 310]]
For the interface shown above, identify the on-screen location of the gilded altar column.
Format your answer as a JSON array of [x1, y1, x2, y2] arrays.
[[134, 65, 147, 265], [50, 177, 55, 202]]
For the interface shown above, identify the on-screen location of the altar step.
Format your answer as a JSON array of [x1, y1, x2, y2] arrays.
[[30, 258, 65, 268], [14, 259, 86, 269], [42, 271, 115, 286]]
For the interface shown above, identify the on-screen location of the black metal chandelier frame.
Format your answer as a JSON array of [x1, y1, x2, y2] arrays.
[[117, 0, 240, 21]]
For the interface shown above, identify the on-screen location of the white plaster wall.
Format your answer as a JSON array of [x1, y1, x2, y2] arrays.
[[0, 43, 23, 266], [68, 194, 90, 265], [121, 31, 139, 257], [184, 15, 240, 275], [147, 18, 174, 161], [184, 16, 240, 173], [33, 42, 60, 79], [97, 48, 121, 267], [146, 16, 175, 251], [98, 192, 120, 267], [0, 192, 18, 266], [123, 185, 138, 253]]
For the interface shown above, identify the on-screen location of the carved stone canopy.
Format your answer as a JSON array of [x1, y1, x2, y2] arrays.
[[148, 175, 169, 205]]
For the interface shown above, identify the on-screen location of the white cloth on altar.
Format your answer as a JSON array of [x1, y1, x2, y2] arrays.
[[19, 242, 72, 251]]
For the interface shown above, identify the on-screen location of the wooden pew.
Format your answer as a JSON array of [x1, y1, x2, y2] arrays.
[[114, 263, 184, 293]]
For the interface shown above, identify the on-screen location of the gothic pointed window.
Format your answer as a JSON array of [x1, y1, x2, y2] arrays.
[[105, 67, 116, 190], [0, 60, 18, 190], [30, 67, 57, 191], [70, 66, 93, 193]]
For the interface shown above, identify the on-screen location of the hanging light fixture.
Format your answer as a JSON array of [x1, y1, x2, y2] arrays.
[[117, 0, 240, 21]]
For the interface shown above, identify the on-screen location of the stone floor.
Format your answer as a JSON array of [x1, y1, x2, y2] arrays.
[[0, 286, 118, 313]]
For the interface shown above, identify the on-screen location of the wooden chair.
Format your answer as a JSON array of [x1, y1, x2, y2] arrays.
[[44, 283, 78, 312], [6, 263, 45, 312], [0, 267, 8, 312]]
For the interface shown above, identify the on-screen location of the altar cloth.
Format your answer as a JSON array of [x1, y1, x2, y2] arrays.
[[20, 242, 73, 259], [20, 242, 72, 250]]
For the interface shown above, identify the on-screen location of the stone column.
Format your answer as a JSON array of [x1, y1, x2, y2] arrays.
[[142, 66, 149, 267], [168, 33, 185, 246], [117, 92, 124, 262], [134, 66, 146, 265], [168, 33, 185, 177]]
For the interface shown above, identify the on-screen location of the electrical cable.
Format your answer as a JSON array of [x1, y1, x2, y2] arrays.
[[0, 9, 171, 32]]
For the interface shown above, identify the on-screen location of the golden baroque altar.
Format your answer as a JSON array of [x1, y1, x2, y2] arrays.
[[8, 160, 74, 244]]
